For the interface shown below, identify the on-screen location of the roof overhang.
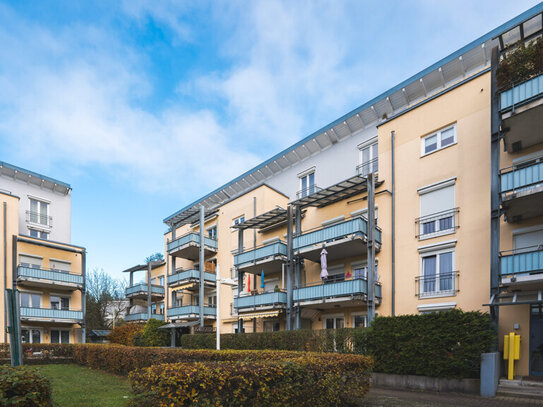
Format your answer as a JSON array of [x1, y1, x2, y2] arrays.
[[232, 207, 287, 231], [0, 161, 71, 195], [122, 261, 166, 274]]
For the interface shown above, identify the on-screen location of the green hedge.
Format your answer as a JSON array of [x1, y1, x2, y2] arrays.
[[497, 38, 543, 89], [1, 343, 74, 361], [128, 354, 373, 407], [0, 365, 53, 406]]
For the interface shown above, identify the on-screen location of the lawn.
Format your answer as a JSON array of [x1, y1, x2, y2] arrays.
[[36, 364, 133, 407]]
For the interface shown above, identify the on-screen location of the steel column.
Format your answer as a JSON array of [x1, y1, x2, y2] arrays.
[[147, 261, 152, 320], [199, 206, 205, 328], [286, 205, 293, 330], [367, 173, 376, 324], [294, 205, 301, 330], [237, 228, 244, 333], [81, 250, 86, 343]]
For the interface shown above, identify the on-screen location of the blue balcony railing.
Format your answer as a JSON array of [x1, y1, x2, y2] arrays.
[[500, 73, 543, 111], [293, 278, 381, 302], [167, 269, 216, 286], [234, 241, 287, 267], [125, 283, 165, 297], [293, 217, 381, 251], [167, 232, 218, 253], [500, 159, 543, 195], [125, 313, 164, 322], [234, 291, 287, 309], [20, 307, 83, 321], [17, 266, 83, 286], [167, 305, 217, 318], [500, 246, 543, 278]]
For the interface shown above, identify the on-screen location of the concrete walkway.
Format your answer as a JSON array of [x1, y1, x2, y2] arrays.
[[364, 387, 543, 407]]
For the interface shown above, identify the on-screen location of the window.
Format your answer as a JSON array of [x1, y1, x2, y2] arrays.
[[351, 262, 378, 281], [51, 329, 70, 344], [513, 228, 543, 251], [326, 265, 345, 283], [299, 171, 315, 198], [421, 124, 456, 156], [352, 314, 367, 328], [21, 328, 41, 344], [172, 291, 182, 307], [50, 259, 71, 273], [29, 198, 50, 226], [233, 216, 245, 226], [50, 295, 70, 310], [263, 320, 280, 332], [207, 295, 217, 307], [324, 316, 344, 329], [358, 140, 378, 176], [419, 249, 455, 298], [158, 276, 164, 286], [207, 226, 217, 240], [19, 255, 42, 269], [29, 229, 48, 239], [20, 292, 41, 308], [418, 181, 456, 239]]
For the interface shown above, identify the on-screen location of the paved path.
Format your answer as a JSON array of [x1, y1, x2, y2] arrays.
[[364, 387, 543, 407]]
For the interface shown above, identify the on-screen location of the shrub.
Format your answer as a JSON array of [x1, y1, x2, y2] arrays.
[[128, 354, 373, 407], [0, 365, 53, 406], [497, 38, 543, 89], [136, 319, 169, 347], [107, 323, 144, 346], [366, 310, 495, 378], [1, 344, 74, 360]]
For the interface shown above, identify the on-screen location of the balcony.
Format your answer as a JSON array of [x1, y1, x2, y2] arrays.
[[20, 307, 83, 323], [500, 73, 543, 152], [234, 291, 287, 312], [167, 305, 217, 320], [234, 240, 287, 274], [293, 278, 381, 308], [167, 269, 216, 289], [500, 158, 543, 221], [415, 271, 459, 298], [17, 266, 83, 290], [125, 313, 164, 322], [25, 210, 52, 228], [125, 283, 165, 300], [167, 232, 218, 261], [500, 246, 543, 287], [293, 217, 381, 262], [415, 208, 459, 240]]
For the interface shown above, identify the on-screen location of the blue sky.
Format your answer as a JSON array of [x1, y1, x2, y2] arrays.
[[0, 0, 540, 281]]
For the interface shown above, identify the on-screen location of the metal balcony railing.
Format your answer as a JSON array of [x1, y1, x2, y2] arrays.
[[500, 246, 543, 277], [234, 291, 287, 309], [167, 305, 217, 318], [167, 269, 216, 286], [25, 210, 52, 227], [234, 241, 287, 267], [125, 283, 165, 296], [17, 265, 83, 286], [20, 307, 83, 321], [356, 158, 379, 177], [415, 208, 459, 239], [293, 277, 381, 302], [296, 185, 323, 199], [415, 271, 459, 298], [500, 72, 543, 112], [125, 313, 164, 322], [167, 232, 218, 253], [500, 158, 543, 195], [293, 216, 381, 251]]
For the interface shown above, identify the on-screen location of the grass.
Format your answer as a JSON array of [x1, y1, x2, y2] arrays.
[[36, 364, 132, 407]]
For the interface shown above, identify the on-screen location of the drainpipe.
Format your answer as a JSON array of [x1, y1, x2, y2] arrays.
[[81, 249, 86, 343], [294, 205, 301, 330], [199, 206, 205, 328], [391, 131, 396, 317], [490, 46, 501, 334], [367, 173, 375, 324], [286, 205, 293, 330]]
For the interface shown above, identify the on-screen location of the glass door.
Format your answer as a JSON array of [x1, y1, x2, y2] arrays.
[[530, 306, 543, 376]]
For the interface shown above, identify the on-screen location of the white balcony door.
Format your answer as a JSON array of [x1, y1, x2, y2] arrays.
[[324, 316, 344, 329], [21, 328, 42, 344]]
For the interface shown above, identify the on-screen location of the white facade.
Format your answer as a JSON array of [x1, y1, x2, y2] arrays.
[[0, 162, 71, 243]]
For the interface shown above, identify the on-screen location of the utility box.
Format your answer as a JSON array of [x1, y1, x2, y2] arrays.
[[480, 352, 500, 397]]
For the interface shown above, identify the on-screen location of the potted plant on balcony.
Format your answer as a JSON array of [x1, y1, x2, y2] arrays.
[[497, 38, 543, 90], [274, 285, 280, 292]]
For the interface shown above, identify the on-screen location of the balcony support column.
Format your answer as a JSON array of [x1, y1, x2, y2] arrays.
[[81, 249, 86, 344], [286, 205, 293, 330], [367, 173, 376, 325], [490, 46, 501, 331], [237, 228, 244, 333], [147, 262, 152, 321], [294, 205, 302, 330], [199, 206, 205, 328]]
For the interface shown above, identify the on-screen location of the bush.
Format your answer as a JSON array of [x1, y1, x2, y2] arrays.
[[107, 323, 145, 346], [497, 38, 543, 89], [128, 354, 373, 407], [0, 365, 53, 406], [367, 310, 495, 378], [1, 344, 74, 360], [136, 319, 169, 347]]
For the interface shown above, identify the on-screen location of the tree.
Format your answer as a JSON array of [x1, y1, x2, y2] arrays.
[[145, 252, 164, 264], [85, 268, 127, 332]]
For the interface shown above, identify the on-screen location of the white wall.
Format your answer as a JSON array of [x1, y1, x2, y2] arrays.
[[0, 175, 71, 243]]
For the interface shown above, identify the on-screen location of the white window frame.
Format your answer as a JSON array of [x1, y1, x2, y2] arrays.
[[21, 327, 43, 344], [49, 293, 70, 310], [19, 253, 43, 269], [28, 197, 51, 228], [207, 225, 218, 240], [298, 168, 316, 198], [357, 137, 378, 176], [351, 312, 368, 328], [418, 178, 456, 240], [322, 313, 345, 329], [419, 247, 456, 299], [233, 215, 245, 226], [19, 290, 42, 308], [421, 124, 457, 157], [50, 328, 71, 344]]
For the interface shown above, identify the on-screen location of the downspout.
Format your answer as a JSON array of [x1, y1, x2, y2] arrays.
[[391, 131, 396, 316]]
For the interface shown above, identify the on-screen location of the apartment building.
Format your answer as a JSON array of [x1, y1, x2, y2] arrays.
[[0, 162, 86, 344], [118, 4, 543, 377], [123, 261, 166, 323]]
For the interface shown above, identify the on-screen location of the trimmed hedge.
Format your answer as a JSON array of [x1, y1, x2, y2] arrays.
[[128, 354, 373, 407], [1, 343, 74, 361], [107, 323, 145, 346], [0, 365, 53, 406]]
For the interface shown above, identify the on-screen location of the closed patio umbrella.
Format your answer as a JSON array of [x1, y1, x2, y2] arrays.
[[247, 274, 251, 292], [320, 248, 328, 280], [261, 270, 265, 289]]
